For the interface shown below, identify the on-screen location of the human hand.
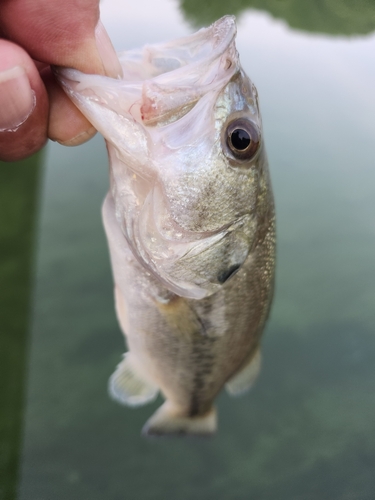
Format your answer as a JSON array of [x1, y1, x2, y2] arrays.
[[0, 0, 122, 161]]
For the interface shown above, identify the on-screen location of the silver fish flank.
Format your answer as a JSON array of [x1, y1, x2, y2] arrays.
[[58, 16, 275, 436]]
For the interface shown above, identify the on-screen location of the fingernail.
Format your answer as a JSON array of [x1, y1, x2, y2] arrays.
[[95, 21, 123, 79], [57, 126, 97, 146], [0, 66, 35, 131]]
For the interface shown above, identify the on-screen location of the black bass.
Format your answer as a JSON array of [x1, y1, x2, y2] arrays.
[[58, 16, 275, 436]]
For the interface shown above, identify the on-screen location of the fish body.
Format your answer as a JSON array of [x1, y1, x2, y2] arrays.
[[58, 16, 275, 436]]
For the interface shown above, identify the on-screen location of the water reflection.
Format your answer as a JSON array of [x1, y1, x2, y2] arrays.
[[11, 0, 375, 498], [180, 0, 375, 35]]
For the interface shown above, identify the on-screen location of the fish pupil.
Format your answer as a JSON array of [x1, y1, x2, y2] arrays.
[[231, 129, 251, 150]]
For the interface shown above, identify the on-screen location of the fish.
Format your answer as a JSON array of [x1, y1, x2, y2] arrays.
[[57, 15, 275, 436]]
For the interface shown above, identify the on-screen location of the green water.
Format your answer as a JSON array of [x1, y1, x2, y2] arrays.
[[0, 154, 42, 500], [182, 0, 375, 35], [1, 1, 375, 499]]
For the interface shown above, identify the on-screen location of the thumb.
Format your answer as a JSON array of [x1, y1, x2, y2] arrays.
[[0, 0, 122, 77]]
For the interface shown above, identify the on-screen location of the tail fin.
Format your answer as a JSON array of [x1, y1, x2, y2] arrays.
[[142, 402, 217, 437]]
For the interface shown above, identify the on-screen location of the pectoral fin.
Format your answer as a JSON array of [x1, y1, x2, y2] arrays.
[[226, 348, 261, 396], [109, 353, 158, 407]]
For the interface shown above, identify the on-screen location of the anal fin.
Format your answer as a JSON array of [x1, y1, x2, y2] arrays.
[[109, 353, 158, 407], [226, 348, 261, 396], [142, 402, 217, 437]]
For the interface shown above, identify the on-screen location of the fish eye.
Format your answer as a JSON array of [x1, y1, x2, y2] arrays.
[[225, 118, 260, 162]]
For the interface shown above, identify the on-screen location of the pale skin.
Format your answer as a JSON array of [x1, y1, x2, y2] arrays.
[[0, 0, 122, 161]]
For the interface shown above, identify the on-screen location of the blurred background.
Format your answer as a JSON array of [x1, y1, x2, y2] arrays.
[[1, 0, 375, 498]]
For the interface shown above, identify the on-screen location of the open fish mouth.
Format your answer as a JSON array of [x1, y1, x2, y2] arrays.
[[55, 16, 239, 160], [55, 16, 259, 300]]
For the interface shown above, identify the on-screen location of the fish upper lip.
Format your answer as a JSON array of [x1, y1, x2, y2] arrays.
[[55, 15, 239, 114]]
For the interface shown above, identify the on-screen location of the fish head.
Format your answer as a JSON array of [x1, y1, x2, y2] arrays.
[[57, 16, 270, 299]]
